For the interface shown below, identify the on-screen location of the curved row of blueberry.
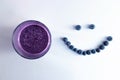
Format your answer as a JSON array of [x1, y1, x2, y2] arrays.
[[62, 36, 112, 56]]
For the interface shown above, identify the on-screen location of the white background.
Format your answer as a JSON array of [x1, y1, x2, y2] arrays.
[[0, 0, 120, 80]]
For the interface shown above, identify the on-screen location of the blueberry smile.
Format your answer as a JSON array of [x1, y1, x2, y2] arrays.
[[62, 36, 113, 56]]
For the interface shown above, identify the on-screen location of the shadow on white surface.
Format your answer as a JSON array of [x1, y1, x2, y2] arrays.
[[0, 26, 13, 54]]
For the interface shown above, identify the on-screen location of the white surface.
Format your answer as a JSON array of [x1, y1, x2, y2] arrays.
[[0, 0, 120, 80]]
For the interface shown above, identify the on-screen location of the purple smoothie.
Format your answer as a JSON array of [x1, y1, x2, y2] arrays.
[[12, 20, 51, 59]]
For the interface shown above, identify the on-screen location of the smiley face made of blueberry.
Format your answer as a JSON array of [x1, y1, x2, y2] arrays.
[[62, 24, 113, 56]]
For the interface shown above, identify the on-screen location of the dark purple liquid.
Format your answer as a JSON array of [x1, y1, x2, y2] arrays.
[[20, 25, 48, 54]]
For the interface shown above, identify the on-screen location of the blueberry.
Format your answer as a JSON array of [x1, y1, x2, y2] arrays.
[[62, 37, 68, 42], [69, 45, 74, 50], [82, 51, 86, 56], [75, 25, 81, 30], [77, 49, 82, 54], [65, 41, 71, 46], [107, 36, 112, 41], [96, 48, 100, 53], [91, 49, 96, 54], [88, 24, 95, 29], [73, 48, 77, 52], [99, 45, 105, 50], [86, 50, 91, 55], [103, 41, 109, 46]]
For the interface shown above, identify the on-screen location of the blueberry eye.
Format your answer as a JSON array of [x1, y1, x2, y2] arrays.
[[88, 24, 95, 29], [75, 25, 81, 30]]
